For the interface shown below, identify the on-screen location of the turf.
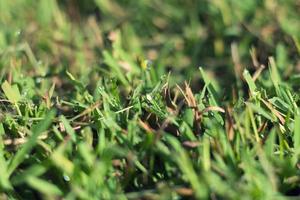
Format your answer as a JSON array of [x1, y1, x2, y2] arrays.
[[0, 0, 300, 199]]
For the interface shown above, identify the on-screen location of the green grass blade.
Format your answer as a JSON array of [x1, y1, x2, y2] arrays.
[[27, 176, 62, 196], [7, 110, 56, 176], [59, 115, 76, 142], [1, 80, 21, 104]]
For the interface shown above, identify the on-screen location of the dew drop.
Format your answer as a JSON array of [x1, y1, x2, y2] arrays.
[[36, 78, 42, 83], [63, 174, 70, 181], [15, 30, 21, 36]]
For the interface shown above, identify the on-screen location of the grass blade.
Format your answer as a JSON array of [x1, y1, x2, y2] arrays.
[[7, 110, 56, 176]]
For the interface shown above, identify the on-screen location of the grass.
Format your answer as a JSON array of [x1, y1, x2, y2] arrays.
[[0, 0, 300, 199]]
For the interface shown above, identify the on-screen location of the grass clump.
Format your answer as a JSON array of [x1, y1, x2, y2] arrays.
[[0, 0, 300, 199]]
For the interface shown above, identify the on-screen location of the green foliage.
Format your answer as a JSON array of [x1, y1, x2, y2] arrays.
[[0, 0, 300, 199]]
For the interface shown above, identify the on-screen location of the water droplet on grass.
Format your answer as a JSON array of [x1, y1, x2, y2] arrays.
[[63, 174, 70, 181], [15, 30, 21, 36], [36, 78, 42, 83]]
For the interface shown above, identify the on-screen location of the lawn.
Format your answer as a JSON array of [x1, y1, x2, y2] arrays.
[[0, 0, 300, 199]]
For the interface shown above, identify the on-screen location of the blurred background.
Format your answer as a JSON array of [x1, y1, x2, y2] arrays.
[[0, 0, 299, 91]]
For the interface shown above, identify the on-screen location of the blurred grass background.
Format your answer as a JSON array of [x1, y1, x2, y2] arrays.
[[1, 0, 299, 90]]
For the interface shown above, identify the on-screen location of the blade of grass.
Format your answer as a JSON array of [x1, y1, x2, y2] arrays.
[[27, 176, 62, 196], [166, 135, 208, 199], [7, 110, 56, 176]]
